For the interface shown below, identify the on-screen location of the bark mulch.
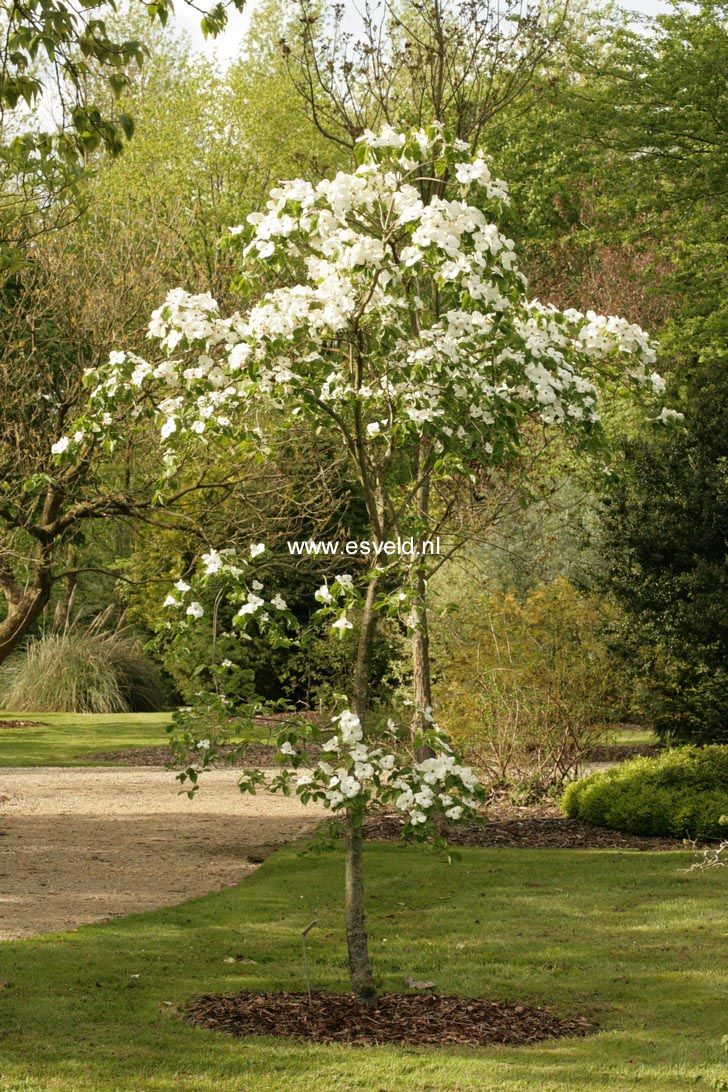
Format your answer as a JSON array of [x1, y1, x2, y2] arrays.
[[362, 809, 689, 851], [0, 720, 48, 728], [84, 742, 318, 767], [588, 743, 662, 761], [83, 712, 325, 767], [185, 990, 596, 1047]]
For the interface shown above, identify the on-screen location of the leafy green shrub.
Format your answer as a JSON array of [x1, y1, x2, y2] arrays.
[[432, 576, 627, 796], [0, 624, 169, 713], [562, 746, 728, 840]]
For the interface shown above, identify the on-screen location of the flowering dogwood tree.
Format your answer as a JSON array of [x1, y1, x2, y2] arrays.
[[54, 124, 675, 1005]]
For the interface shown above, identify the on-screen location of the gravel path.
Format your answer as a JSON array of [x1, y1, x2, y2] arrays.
[[0, 767, 324, 940]]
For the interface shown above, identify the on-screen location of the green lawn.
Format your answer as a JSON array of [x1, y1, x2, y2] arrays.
[[0, 843, 724, 1091], [604, 725, 660, 748], [0, 712, 174, 766], [0, 712, 275, 767]]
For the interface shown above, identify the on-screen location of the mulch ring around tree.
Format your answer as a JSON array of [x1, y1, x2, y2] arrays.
[[185, 990, 597, 1047], [362, 810, 691, 851]]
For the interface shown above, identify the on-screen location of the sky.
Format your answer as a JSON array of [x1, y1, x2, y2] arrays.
[[172, 0, 675, 64]]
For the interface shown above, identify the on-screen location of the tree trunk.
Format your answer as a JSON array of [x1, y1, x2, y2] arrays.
[[344, 811, 378, 1008], [344, 570, 379, 1008], [352, 575, 379, 716], [0, 566, 53, 665], [410, 567, 434, 760], [410, 451, 434, 758]]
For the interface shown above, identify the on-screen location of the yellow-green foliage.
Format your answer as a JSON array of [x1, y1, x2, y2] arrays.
[[563, 746, 728, 840], [433, 576, 625, 793]]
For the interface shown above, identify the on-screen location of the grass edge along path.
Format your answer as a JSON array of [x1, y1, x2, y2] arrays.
[[0, 842, 725, 1091]]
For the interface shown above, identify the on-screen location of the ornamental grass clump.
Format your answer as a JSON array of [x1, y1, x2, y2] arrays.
[[1, 623, 168, 714], [562, 745, 728, 840]]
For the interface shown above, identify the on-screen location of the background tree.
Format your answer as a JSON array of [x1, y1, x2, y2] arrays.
[[0, 0, 250, 274], [569, 1, 728, 743], [280, 0, 571, 147]]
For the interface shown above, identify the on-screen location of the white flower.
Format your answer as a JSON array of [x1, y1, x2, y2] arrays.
[[250, 543, 265, 557], [252, 580, 264, 591], [201, 550, 223, 575], [197, 739, 211, 751], [315, 584, 334, 604], [163, 595, 179, 608], [332, 615, 353, 633], [396, 789, 414, 811], [337, 711, 363, 743], [271, 594, 288, 611], [51, 436, 70, 455], [237, 592, 265, 617], [160, 418, 177, 440], [340, 775, 362, 798], [279, 742, 295, 756], [175, 580, 191, 593], [336, 575, 354, 589], [445, 805, 463, 820], [186, 602, 204, 618], [221, 659, 233, 668], [656, 407, 684, 424]]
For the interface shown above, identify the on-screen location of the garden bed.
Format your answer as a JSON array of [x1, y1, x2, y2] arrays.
[[83, 742, 304, 767], [186, 990, 596, 1047], [362, 809, 691, 850], [0, 719, 48, 728]]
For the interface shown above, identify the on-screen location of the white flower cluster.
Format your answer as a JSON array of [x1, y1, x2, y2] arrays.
[[245, 710, 484, 833], [313, 574, 359, 636], [51, 123, 667, 479], [160, 545, 290, 633]]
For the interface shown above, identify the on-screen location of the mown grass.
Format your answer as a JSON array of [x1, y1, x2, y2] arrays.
[[0, 843, 724, 1091], [0, 712, 174, 766], [0, 712, 275, 767], [605, 725, 659, 748]]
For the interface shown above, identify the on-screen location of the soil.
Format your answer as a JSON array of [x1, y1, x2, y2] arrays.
[[186, 990, 597, 1047], [362, 807, 690, 851], [0, 766, 324, 940], [85, 743, 312, 767], [0, 720, 48, 729], [588, 743, 662, 762]]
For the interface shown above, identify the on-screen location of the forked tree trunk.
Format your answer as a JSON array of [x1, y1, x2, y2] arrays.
[[345, 571, 379, 1008], [0, 564, 53, 665]]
